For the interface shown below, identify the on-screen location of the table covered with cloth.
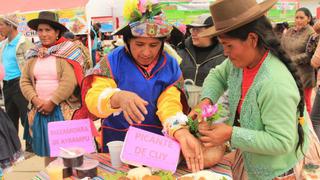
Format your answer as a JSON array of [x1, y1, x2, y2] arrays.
[[32, 153, 233, 179]]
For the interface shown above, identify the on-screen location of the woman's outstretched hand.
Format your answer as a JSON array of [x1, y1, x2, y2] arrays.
[[111, 90, 148, 124], [174, 128, 204, 172]]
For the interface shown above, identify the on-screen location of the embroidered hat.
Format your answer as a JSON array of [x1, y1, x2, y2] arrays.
[[187, 14, 213, 28], [199, 0, 277, 37], [28, 11, 68, 33], [113, 0, 177, 38], [1, 13, 19, 27]]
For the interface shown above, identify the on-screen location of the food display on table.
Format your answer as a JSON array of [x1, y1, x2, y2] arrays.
[[178, 170, 231, 180], [75, 159, 99, 178], [59, 147, 85, 167], [104, 167, 175, 180]]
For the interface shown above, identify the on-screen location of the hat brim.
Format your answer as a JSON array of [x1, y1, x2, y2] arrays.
[[111, 25, 132, 36], [199, 0, 277, 37], [186, 24, 212, 28], [112, 24, 181, 38], [28, 19, 68, 33]]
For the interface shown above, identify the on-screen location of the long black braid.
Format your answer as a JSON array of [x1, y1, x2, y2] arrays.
[[224, 16, 305, 152]]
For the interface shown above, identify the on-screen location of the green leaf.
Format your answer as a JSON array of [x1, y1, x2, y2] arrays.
[[153, 171, 175, 180], [131, 10, 142, 22], [186, 117, 200, 138]]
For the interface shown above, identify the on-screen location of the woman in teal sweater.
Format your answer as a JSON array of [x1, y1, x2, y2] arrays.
[[191, 0, 315, 179]]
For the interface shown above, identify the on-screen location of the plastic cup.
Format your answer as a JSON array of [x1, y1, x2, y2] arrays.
[[46, 162, 63, 180], [107, 141, 124, 168]]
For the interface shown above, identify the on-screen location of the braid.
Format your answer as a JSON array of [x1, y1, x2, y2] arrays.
[[261, 23, 305, 152], [225, 16, 305, 152]]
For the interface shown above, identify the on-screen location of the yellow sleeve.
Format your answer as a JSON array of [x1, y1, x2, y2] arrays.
[[85, 76, 121, 118], [157, 86, 188, 138]]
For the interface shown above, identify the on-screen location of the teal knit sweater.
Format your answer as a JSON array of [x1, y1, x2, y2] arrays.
[[201, 52, 309, 180]]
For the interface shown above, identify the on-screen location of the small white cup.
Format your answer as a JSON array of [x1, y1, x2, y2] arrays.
[[107, 141, 124, 168]]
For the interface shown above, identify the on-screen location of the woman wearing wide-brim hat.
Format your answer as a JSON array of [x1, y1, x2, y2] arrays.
[[20, 11, 86, 164], [188, 0, 320, 179]]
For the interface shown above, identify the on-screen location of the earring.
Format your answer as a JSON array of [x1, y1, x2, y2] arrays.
[[56, 36, 59, 40]]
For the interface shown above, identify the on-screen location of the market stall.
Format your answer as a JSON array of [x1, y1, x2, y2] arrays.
[[33, 153, 233, 179]]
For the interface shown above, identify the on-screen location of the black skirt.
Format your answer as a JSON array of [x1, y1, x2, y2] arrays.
[[0, 107, 22, 169]]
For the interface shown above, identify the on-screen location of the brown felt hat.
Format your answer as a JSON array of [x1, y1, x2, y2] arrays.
[[28, 11, 68, 33], [200, 0, 277, 37]]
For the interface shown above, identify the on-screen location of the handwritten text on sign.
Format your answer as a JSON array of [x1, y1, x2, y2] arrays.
[[48, 119, 95, 157], [121, 126, 180, 172]]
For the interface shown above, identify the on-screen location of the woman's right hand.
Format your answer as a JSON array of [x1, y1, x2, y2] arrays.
[[111, 90, 148, 124], [31, 96, 45, 111], [174, 128, 204, 172]]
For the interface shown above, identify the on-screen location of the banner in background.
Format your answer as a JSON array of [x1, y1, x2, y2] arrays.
[[92, 16, 114, 33], [161, 1, 210, 26], [267, 0, 299, 23], [17, 7, 88, 38], [160, 0, 299, 27]]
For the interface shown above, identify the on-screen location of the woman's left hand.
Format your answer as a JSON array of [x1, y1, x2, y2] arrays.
[[199, 123, 233, 147], [174, 128, 204, 172], [38, 100, 56, 115]]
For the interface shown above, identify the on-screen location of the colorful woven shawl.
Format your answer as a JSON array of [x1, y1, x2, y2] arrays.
[[26, 40, 84, 66], [26, 39, 85, 85]]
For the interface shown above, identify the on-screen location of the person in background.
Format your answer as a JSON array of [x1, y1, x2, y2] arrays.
[[177, 14, 226, 108], [81, 0, 204, 172], [189, 0, 320, 179], [0, 33, 6, 101], [0, 63, 23, 172], [0, 14, 33, 152], [167, 25, 185, 49], [273, 21, 289, 39], [178, 14, 225, 87], [90, 23, 101, 67], [20, 11, 84, 164], [281, 7, 316, 114]]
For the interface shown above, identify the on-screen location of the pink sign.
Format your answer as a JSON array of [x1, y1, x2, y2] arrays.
[[120, 126, 181, 172], [48, 119, 95, 157]]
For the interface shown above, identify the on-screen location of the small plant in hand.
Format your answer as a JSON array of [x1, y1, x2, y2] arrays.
[[186, 104, 228, 138]]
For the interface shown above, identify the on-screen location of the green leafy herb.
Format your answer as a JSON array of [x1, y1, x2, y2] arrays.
[[186, 117, 200, 138], [153, 170, 175, 180]]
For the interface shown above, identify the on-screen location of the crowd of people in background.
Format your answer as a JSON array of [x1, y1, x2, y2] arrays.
[[0, 0, 320, 179]]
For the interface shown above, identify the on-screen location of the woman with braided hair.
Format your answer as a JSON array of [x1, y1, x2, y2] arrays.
[[187, 0, 320, 179]]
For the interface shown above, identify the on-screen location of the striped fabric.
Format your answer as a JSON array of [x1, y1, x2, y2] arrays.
[[32, 153, 233, 179], [26, 41, 84, 67]]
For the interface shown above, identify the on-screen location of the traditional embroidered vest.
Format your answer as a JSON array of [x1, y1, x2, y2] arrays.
[[101, 47, 182, 152]]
